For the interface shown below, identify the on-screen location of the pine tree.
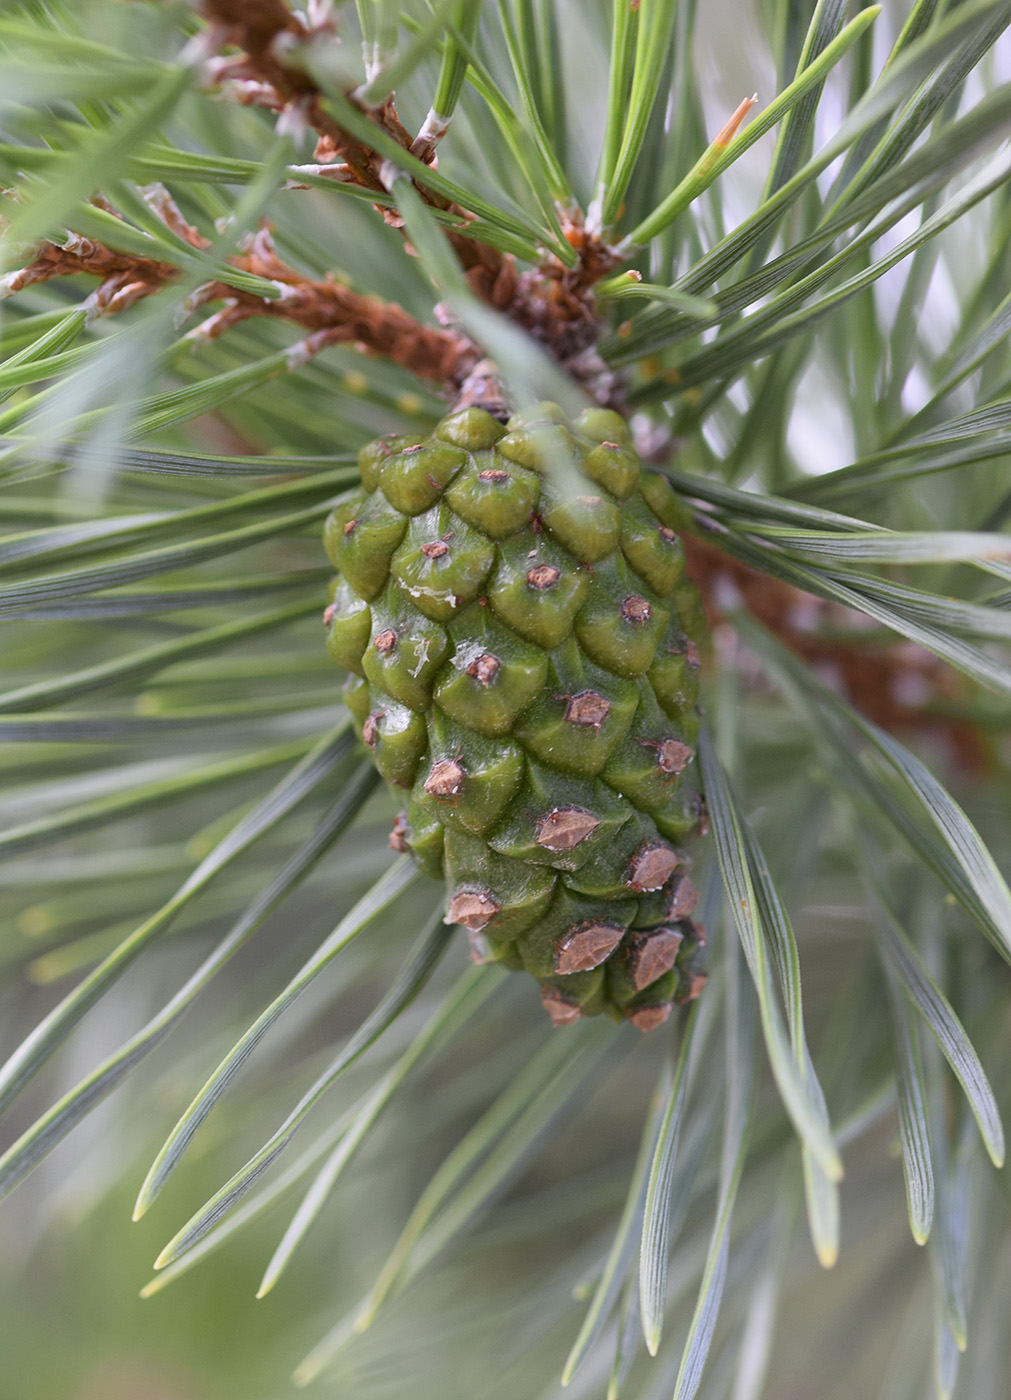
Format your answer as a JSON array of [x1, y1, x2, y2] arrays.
[[2, 3, 1011, 1397]]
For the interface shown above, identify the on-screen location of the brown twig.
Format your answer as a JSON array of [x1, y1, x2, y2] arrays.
[[2, 210, 477, 387], [189, 226, 478, 384], [684, 534, 991, 772], [198, 0, 393, 189], [1, 235, 181, 319]]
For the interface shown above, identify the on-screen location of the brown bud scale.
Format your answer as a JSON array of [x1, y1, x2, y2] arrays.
[[449, 888, 501, 930], [565, 690, 611, 728], [541, 986, 584, 1027], [666, 874, 699, 919], [535, 806, 601, 852], [421, 540, 449, 559], [627, 1003, 673, 1032], [621, 595, 652, 624], [657, 738, 693, 775], [374, 628, 397, 655], [627, 927, 684, 990], [527, 563, 561, 590], [467, 652, 501, 685], [627, 840, 680, 892], [677, 972, 708, 1004], [425, 759, 466, 798], [554, 920, 625, 974]]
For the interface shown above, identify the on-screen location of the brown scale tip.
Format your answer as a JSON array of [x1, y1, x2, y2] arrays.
[[402, 444, 426, 454], [621, 595, 652, 624], [535, 806, 602, 852], [685, 639, 701, 668], [658, 525, 677, 543], [627, 840, 680, 892], [626, 1002, 674, 1032], [467, 652, 501, 685], [425, 758, 466, 798], [389, 812, 410, 852], [666, 874, 699, 919], [565, 690, 611, 728], [527, 563, 561, 590], [323, 603, 337, 628], [448, 888, 501, 930], [478, 468, 509, 483], [541, 985, 584, 1027], [601, 441, 622, 450], [343, 518, 358, 536], [628, 927, 684, 991], [554, 920, 625, 974], [657, 738, 693, 775], [421, 539, 450, 559], [374, 628, 397, 655], [578, 494, 602, 506], [362, 712, 384, 747], [677, 971, 708, 1004]]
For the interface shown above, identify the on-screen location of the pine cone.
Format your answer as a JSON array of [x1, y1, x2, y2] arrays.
[[324, 402, 708, 1029]]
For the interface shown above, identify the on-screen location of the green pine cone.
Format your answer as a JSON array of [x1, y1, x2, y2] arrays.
[[324, 402, 708, 1030]]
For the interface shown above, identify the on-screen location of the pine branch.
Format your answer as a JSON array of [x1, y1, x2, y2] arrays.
[[196, 0, 624, 361], [198, 0, 411, 183], [1, 232, 180, 320], [1, 208, 476, 387], [196, 0, 516, 296]]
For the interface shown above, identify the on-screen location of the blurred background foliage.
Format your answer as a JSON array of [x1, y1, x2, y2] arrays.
[[2, 1, 1011, 1398]]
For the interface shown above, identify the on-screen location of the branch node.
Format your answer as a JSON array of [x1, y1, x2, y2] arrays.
[[141, 184, 210, 249], [410, 108, 450, 165], [185, 301, 240, 342], [284, 162, 354, 188], [276, 95, 312, 142], [286, 326, 340, 368], [377, 158, 400, 192]]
